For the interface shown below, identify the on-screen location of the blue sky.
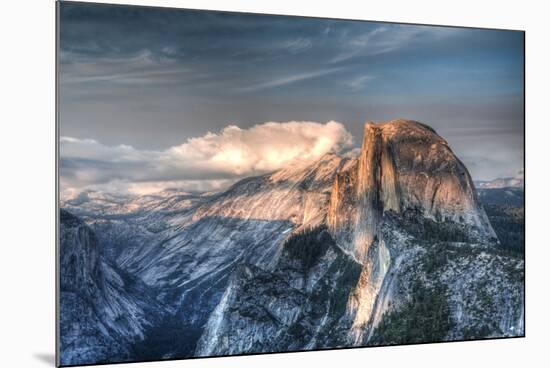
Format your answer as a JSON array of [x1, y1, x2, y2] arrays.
[[59, 2, 524, 194]]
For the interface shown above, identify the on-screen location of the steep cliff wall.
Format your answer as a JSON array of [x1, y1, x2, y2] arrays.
[[326, 120, 498, 343], [59, 210, 164, 366], [328, 120, 496, 264]]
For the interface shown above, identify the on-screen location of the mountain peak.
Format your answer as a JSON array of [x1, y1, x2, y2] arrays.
[[329, 119, 496, 263], [476, 169, 524, 189], [363, 119, 441, 141]]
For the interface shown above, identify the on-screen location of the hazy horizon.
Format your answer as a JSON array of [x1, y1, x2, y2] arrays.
[[59, 2, 524, 195]]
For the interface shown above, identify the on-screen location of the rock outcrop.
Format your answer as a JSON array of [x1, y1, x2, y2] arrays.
[[59, 210, 164, 366], [328, 120, 496, 264]]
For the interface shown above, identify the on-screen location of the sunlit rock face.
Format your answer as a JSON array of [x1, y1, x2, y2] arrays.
[[328, 120, 496, 265], [325, 120, 500, 343], [189, 152, 347, 226]]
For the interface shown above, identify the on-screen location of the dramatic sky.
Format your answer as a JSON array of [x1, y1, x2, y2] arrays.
[[59, 2, 524, 195]]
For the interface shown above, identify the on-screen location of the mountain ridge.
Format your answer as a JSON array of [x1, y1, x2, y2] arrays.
[[476, 169, 524, 189], [59, 119, 524, 365]]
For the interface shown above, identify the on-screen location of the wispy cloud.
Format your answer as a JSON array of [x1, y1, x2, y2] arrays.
[[60, 49, 198, 85], [282, 37, 313, 54], [329, 25, 458, 64], [237, 67, 344, 92], [61, 67, 193, 85], [346, 74, 376, 90]]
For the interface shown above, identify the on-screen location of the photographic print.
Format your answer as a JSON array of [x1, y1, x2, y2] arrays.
[[57, 1, 525, 366]]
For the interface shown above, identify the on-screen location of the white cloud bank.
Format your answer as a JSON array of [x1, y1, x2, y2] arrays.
[[60, 121, 353, 196]]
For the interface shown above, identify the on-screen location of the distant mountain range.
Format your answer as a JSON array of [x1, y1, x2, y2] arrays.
[[59, 120, 524, 366], [475, 169, 524, 189]]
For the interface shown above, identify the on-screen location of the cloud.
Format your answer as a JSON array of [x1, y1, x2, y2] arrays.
[[346, 74, 376, 90], [282, 37, 313, 54], [60, 49, 198, 85], [237, 68, 344, 92], [329, 25, 458, 64], [60, 121, 353, 195]]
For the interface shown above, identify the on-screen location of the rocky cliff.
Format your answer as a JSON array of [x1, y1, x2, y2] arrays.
[[328, 120, 495, 264], [59, 210, 165, 366]]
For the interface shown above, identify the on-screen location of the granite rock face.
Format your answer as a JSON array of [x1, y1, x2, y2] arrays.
[[328, 120, 496, 264], [59, 210, 164, 366], [195, 226, 363, 356]]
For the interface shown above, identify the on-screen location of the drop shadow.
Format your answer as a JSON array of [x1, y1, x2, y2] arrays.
[[33, 353, 55, 366]]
